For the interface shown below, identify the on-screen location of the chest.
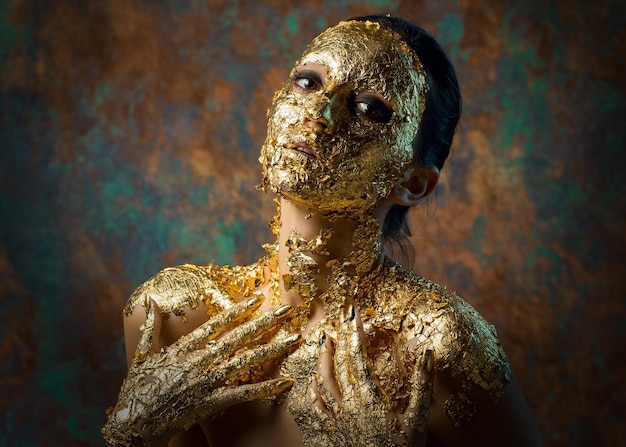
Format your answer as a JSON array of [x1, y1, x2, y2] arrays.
[[279, 319, 411, 446], [201, 398, 304, 447]]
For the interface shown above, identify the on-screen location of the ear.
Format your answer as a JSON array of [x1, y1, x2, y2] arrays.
[[388, 165, 440, 207]]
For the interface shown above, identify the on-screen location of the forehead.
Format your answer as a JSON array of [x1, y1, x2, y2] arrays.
[[298, 21, 425, 100]]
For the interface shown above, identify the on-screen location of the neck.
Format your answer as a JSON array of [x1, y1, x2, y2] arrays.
[[274, 198, 390, 324]]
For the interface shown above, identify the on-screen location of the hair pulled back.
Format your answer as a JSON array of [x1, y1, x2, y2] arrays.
[[351, 15, 462, 244]]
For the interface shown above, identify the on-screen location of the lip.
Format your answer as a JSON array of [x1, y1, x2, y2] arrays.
[[289, 142, 320, 160]]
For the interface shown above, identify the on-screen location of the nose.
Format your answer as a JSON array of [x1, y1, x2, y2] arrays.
[[303, 93, 333, 131], [305, 119, 327, 132]]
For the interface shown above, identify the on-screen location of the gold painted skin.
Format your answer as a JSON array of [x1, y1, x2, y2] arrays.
[[102, 290, 301, 447], [279, 220, 509, 446], [103, 237, 509, 446], [103, 21, 511, 447]]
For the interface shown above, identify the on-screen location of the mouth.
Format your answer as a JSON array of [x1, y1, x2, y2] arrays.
[[289, 142, 320, 160]]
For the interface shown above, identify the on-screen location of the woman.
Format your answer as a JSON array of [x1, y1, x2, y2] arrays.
[[103, 16, 542, 447]]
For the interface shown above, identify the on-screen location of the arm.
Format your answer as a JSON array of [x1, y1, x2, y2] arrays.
[[428, 367, 543, 447]]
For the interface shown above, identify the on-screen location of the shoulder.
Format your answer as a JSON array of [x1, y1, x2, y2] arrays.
[[370, 262, 543, 445], [373, 260, 511, 395], [121, 260, 266, 366], [123, 261, 265, 321]]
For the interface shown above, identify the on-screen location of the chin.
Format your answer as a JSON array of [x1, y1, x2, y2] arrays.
[[279, 189, 378, 219]]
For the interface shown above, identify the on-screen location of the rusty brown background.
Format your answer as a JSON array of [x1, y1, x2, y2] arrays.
[[1, 0, 625, 445]]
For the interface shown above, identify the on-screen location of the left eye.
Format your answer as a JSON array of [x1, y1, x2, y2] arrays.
[[291, 70, 323, 93], [354, 94, 393, 123]]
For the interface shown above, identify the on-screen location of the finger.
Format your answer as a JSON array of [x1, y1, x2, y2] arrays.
[[404, 348, 434, 437], [334, 303, 369, 401], [203, 304, 293, 360], [204, 283, 239, 310], [196, 378, 294, 420], [134, 298, 161, 363], [345, 304, 371, 383], [151, 299, 163, 351], [333, 304, 354, 401], [205, 333, 302, 384], [316, 332, 341, 415], [176, 296, 264, 353]]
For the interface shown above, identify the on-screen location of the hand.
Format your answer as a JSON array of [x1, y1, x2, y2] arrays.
[[102, 296, 300, 447], [312, 303, 434, 447]]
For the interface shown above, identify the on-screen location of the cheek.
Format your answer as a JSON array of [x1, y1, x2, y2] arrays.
[[268, 89, 299, 129], [355, 124, 414, 188], [345, 122, 398, 159], [383, 118, 417, 164]]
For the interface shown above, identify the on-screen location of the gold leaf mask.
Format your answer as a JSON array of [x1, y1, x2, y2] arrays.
[[260, 20, 429, 217]]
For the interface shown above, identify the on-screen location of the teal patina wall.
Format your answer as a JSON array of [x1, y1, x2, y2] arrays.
[[1, 0, 624, 445]]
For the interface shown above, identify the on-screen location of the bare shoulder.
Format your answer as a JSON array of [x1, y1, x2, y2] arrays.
[[399, 273, 509, 396], [374, 261, 542, 446], [123, 263, 256, 319], [122, 260, 266, 364]]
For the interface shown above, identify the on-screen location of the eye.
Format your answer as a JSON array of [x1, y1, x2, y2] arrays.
[[291, 69, 323, 93], [354, 93, 393, 124]]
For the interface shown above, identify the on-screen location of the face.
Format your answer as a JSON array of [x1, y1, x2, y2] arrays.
[[260, 20, 428, 217]]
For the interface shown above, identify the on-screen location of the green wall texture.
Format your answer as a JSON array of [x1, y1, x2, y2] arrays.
[[1, 0, 625, 445]]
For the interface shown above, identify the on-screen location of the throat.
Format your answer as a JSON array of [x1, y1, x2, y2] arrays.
[[272, 198, 385, 330]]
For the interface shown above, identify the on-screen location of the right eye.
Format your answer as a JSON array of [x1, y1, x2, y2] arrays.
[[291, 69, 323, 93], [353, 93, 394, 124]]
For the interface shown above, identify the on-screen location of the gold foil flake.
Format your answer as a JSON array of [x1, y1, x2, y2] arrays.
[[269, 197, 281, 236], [210, 262, 265, 299], [264, 201, 281, 258], [443, 392, 477, 431], [286, 226, 333, 256], [363, 20, 381, 31], [350, 212, 383, 274], [123, 259, 270, 323], [266, 251, 282, 308], [262, 242, 278, 256], [283, 227, 333, 305]]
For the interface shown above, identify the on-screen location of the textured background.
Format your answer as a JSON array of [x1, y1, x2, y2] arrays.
[[1, 0, 625, 445]]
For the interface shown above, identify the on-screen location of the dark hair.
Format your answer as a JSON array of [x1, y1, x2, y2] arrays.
[[351, 15, 462, 246]]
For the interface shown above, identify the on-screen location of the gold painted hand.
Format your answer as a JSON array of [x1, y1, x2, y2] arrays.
[[313, 304, 434, 447], [102, 296, 300, 447]]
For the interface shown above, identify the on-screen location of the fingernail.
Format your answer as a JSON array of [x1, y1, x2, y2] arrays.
[[424, 348, 434, 373], [274, 304, 292, 316], [245, 296, 260, 308], [319, 332, 326, 346], [284, 333, 301, 344], [275, 378, 293, 389], [145, 297, 154, 315], [348, 304, 355, 321]]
